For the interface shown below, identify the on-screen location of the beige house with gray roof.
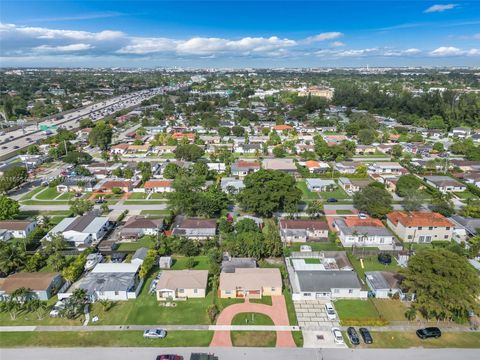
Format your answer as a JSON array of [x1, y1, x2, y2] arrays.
[[219, 268, 282, 299], [156, 270, 208, 300]]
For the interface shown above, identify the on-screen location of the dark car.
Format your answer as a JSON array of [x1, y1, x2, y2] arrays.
[[378, 253, 392, 265], [416, 327, 441, 339], [347, 327, 360, 345], [156, 355, 183, 360], [95, 198, 106, 204], [327, 198, 338, 203], [359, 327, 373, 344], [1, 146, 7, 149], [13, 146, 19, 149]]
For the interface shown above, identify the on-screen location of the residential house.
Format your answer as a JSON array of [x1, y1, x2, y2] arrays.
[[207, 163, 226, 172], [231, 160, 260, 177], [221, 256, 256, 273], [120, 216, 163, 239], [334, 162, 358, 174], [219, 268, 282, 299], [220, 177, 245, 194], [365, 271, 404, 299], [355, 145, 377, 155], [450, 127, 471, 138], [98, 179, 136, 193], [171, 216, 217, 240], [279, 219, 329, 243], [46, 212, 111, 248], [236, 143, 261, 154], [302, 160, 330, 174], [56, 177, 96, 193], [262, 158, 297, 174], [368, 162, 407, 175], [386, 211, 454, 243], [131, 247, 149, 265], [0, 272, 63, 301], [338, 177, 372, 194], [423, 175, 466, 193], [60, 263, 142, 302], [155, 270, 208, 300], [305, 179, 336, 192], [333, 218, 395, 249], [272, 124, 293, 132], [0, 220, 37, 240], [143, 179, 173, 193], [111, 143, 129, 155], [154, 146, 176, 155]]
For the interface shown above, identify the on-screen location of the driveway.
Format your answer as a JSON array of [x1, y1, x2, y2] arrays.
[[210, 296, 296, 348]]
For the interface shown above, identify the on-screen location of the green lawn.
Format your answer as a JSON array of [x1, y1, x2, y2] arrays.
[[304, 258, 321, 264], [171, 256, 209, 270], [140, 210, 171, 216], [454, 191, 478, 200], [336, 210, 353, 214], [15, 210, 72, 219], [335, 299, 381, 322], [249, 296, 272, 306], [19, 187, 45, 201], [231, 313, 274, 326], [296, 181, 319, 201], [20, 200, 71, 205], [128, 192, 148, 200], [347, 252, 401, 280], [231, 331, 276, 347], [35, 187, 64, 200], [150, 193, 168, 199], [0, 331, 213, 348], [56, 192, 75, 200], [317, 186, 350, 200], [350, 331, 480, 349], [124, 200, 167, 205], [372, 299, 408, 322], [283, 289, 299, 326], [116, 236, 156, 251]]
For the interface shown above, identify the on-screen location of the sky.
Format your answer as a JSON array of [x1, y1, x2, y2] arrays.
[[1, 0, 480, 68]]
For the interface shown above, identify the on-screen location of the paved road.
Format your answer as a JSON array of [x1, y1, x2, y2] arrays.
[[2, 348, 479, 360], [19, 203, 168, 212]]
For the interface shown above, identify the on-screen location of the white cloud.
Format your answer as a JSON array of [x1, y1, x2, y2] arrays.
[[316, 47, 423, 58], [430, 46, 480, 56], [34, 43, 94, 52], [424, 4, 458, 13], [303, 32, 343, 44], [330, 41, 345, 48]]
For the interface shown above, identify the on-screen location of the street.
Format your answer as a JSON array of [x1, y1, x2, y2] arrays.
[[1, 347, 479, 360]]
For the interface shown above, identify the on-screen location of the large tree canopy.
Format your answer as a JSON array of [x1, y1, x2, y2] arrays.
[[88, 121, 112, 150], [0, 196, 20, 220], [353, 184, 393, 218], [175, 144, 205, 161], [238, 169, 301, 217], [402, 248, 480, 321]]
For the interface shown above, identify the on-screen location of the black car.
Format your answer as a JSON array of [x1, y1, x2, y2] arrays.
[[347, 327, 360, 345], [416, 327, 441, 339], [327, 198, 338, 203], [378, 253, 392, 265], [359, 327, 373, 344], [95, 198, 106, 204]]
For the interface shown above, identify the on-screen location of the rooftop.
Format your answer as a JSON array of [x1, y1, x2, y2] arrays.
[[387, 211, 453, 228]]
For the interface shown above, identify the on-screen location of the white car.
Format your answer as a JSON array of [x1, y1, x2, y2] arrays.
[[84, 253, 103, 271], [49, 300, 65, 317], [358, 212, 368, 219], [325, 303, 337, 320], [143, 328, 167, 339], [332, 327, 344, 344]]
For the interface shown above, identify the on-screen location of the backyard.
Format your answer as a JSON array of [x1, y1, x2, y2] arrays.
[[347, 252, 402, 279]]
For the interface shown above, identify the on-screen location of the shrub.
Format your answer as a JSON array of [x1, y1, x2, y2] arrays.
[[207, 304, 219, 323]]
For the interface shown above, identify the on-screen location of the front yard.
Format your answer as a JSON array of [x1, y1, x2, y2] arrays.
[[335, 299, 381, 323], [296, 181, 319, 201]]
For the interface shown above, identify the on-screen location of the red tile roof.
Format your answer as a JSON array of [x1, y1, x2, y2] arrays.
[[144, 180, 172, 188], [273, 124, 292, 131], [304, 160, 320, 168], [343, 218, 385, 228], [387, 211, 453, 227]]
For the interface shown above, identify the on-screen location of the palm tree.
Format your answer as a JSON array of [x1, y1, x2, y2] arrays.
[[0, 243, 27, 274], [98, 299, 113, 312]]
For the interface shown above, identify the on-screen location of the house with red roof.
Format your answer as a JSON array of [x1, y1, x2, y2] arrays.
[[333, 217, 395, 249], [144, 180, 173, 193]]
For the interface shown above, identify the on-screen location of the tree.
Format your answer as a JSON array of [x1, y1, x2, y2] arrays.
[[63, 151, 92, 165], [272, 145, 286, 158], [235, 218, 259, 234], [401, 248, 480, 321], [43, 233, 67, 256], [353, 186, 393, 218], [391, 144, 403, 159], [433, 142, 444, 153], [0, 242, 26, 274], [60, 289, 86, 319], [25, 252, 46, 272], [69, 199, 94, 216], [0, 196, 20, 220], [0, 166, 28, 193], [306, 200, 323, 218], [163, 163, 181, 179], [402, 189, 426, 211], [396, 175, 422, 197], [185, 256, 197, 269], [238, 169, 302, 217], [357, 128, 377, 145], [231, 126, 245, 137], [175, 144, 205, 161], [429, 197, 455, 217], [98, 299, 114, 312], [47, 252, 67, 271], [88, 121, 113, 150]]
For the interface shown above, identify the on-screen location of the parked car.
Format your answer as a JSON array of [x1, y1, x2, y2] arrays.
[[324, 303, 337, 320], [49, 300, 65, 317], [144, 328, 167, 339], [416, 327, 441, 339], [358, 212, 368, 219], [331, 327, 344, 344], [155, 355, 183, 360], [359, 327, 373, 344], [347, 327, 360, 345], [327, 198, 338, 202], [95, 198, 106, 204], [84, 253, 103, 271], [377, 253, 392, 265]]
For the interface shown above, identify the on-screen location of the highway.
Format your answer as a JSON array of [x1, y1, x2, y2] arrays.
[[0, 84, 185, 161], [1, 347, 479, 360]]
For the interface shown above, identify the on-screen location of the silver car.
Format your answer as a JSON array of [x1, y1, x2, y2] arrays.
[[143, 328, 167, 339]]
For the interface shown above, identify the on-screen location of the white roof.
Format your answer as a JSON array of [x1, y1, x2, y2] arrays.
[[91, 262, 140, 274]]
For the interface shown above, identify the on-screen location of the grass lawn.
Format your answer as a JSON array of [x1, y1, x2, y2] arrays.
[[304, 258, 321, 264], [336, 209, 353, 214], [350, 331, 480, 349], [231, 313, 274, 326], [128, 192, 148, 200], [454, 191, 478, 200], [318, 187, 350, 200], [283, 289, 299, 326], [56, 192, 75, 200], [335, 299, 380, 321], [116, 236, 156, 251], [0, 331, 213, 348], [15, 210, 72, 219], [171, 256, 209, 270], [20, 200, 71, 205], [19, 187, 45, 201], [35, 187, 63, 200], [0, 297, 79, 326], [124, 200, 168, 205], [372, 299, 408, 322], [231, 331, 276, 347], [140, 209, 171, 216], [347, 252, 402, 279], [292, 331, 304, 347], [250, 296, 272, 306], [296, 181, 319, 201], [150, 193, 168, 199]]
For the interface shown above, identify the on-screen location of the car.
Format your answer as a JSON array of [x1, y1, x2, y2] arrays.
[[324, 303, 337, 320], [347, 327, 360, 345], [359, 327, 373, 344], [377, 253, 392, 265], [95, 198, 106, 204], [416, 327, 441, 339], [143, 328, 167, 339], [13, 146, 19, 149], [327, 198, 338, 202], [1, 146, 7, 149], [155, 355, 183, 360], [331, 327, 344, 344], [358, 212, 368, 219]]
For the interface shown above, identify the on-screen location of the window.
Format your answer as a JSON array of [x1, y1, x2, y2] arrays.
[[193, 289, 198, 294], [428, 227, 433, 230], [418, 227, 423, 230], [444, 235, 449, 239], [333, 289, 339, 293], [408, 235, 413, 239], [178, 288, 184, 293], [446, 227, 450, 230], [419, 236, 425, 243], [225, 290, 232, 295], [271, 288, 276, 292], [348, 289, 353, 294], [303, 293, 311, 296], [114, 291, 119, 296]]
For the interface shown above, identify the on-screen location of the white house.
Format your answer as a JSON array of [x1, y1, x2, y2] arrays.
[[333, 218, 395, 249], [0, 220, 37, 240], [305, 179, 336, 192]]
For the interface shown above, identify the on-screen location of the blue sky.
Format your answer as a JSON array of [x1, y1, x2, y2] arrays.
[[1, 1, 479, 67]]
